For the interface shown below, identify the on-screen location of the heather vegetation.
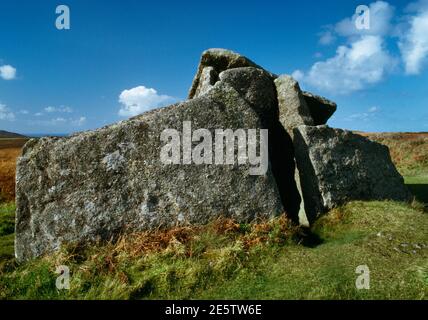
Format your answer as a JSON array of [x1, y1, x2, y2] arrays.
[[0, 134, 426, 299]]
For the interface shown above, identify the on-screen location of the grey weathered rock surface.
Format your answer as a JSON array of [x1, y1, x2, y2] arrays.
[[15, 81, 284, 262], [293, 125, 412, 223], [217, 68, 303, 224], [274, 75, 313, 132], [270, 76, 337, 226], [219, 67, 278, 125], [273, 75, 314, 226], [189, 48, 276, 99], [192, 66, 218, 98], [16, 48, 412, 261], [302, 91, 337, 125]]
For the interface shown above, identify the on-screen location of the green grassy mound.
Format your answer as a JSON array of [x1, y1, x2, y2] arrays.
[[0, 200, 426, 300], [0, 203, 15, 268]]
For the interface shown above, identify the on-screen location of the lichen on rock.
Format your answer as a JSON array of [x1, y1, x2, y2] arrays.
[[15, 48, 411, 261]]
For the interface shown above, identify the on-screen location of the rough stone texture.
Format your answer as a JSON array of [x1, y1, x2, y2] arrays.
[[274, 75, 314, 132], [218, 67, 302, 224], [192, 66, 218, 98], [271, 78, 336, 226], [293, 125, 412, 223], [16, 48, 412, 260], [273, 75, 313, 226], [302, 91, 337, 125], [189, 48, 276, 99], [219, 67, 279, 125], [15, 82, 284, 262]]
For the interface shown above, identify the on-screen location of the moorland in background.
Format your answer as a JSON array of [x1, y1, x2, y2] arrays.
[[0, 132, 426, 299]]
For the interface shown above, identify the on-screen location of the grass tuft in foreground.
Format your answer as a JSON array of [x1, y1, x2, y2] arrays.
[[0, 202, 15, 270], [368, 133, 428, 177], [0, 200, 426, 300]]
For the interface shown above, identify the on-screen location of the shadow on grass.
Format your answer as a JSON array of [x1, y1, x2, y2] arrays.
[[295, 227, 324, 248], [406, 183, 428, 204]]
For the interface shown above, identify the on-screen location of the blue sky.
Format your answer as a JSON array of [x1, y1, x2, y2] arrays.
[[0, 0, 427, 134]]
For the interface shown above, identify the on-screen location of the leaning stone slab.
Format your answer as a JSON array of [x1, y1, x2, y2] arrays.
[[274, 75, 314, 133], [15, 82, 284, 262], [302, 91, 337, 125], [273, 75, 314, 226], [293, 125, 412, 223], [192, 66, 218, 98], [219, 67, 279, 125], [219, 67, 303, 223], [189, 48, 276, 99]]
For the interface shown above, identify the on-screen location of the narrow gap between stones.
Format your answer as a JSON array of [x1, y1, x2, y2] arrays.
[[268, 121, 302, 225]]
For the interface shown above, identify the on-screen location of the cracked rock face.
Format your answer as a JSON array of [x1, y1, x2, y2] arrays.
[[15, 48, 411, 261], [274, 75, 313, 132], [192, 66, 218, 98], [219, 67, 279, 125], [188, 48, 276, 99], [273, 75, 314, 226], [302, 92, 337, 125], [15, 81, 284, 262], [293, 125, 412, 223]]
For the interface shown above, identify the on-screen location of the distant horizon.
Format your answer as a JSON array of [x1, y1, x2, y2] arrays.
[[1, 0, 428, 133], [21, 133, 69, 137], [5, 127, 428, 138]]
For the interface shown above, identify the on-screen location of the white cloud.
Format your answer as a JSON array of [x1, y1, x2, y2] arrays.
[[305, 0, 428, 89], [334, 1, 395, 37], [296, 35, 396, 94], [72, 116, 86, 126], [118, 85, 175, 117], [0, 100, 85, 127], [51, 117, 67, 124], [319, 30, 336, 45], [348, 113, 371, 120], [291, 70, 304, 81], [44, 106, 73, 113], [0, 65, 17, 80], [345, 106, 380, 121], [40, 116, 86, 127], [368, 106, 379, 112], [405, 0, 428, 13], [398, 7, 428, 74], [294, 1, 409, 94], [0, 103, 15, 121], [44, 106, 55, 113]]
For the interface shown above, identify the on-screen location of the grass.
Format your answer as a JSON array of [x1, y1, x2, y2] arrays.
[[405, 176, 428, 205], [192, 201, 428, 300], [0, 134, 427, 300], [0, 202, 16, 270], [366, 133, 428, 177], [0, 200, 426, 300], [0, 138, 27, 202]]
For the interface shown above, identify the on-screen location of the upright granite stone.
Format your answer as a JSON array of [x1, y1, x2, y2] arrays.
[[302, 91, 337, 125], [273, 75, 314, 225], [189, 48, 276, 99], [219, 67, 303, 223], [293, 125, 412, 223], [16, 47, 413, 260], [15, 82, 284, 262], [219, 67, 279, 125], [274, 75, 313, 132], [192, 66, 218, 98]]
